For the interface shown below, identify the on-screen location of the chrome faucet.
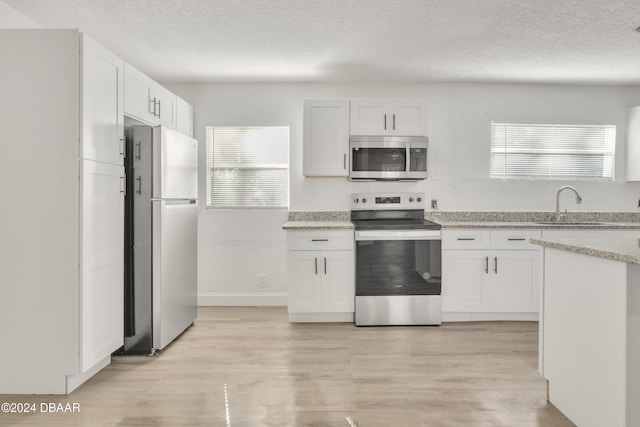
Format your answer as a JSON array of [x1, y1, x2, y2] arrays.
[[555, 186, 582, 222]]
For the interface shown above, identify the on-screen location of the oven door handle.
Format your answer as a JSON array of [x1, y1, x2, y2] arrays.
[[355, 230, 442, 241]]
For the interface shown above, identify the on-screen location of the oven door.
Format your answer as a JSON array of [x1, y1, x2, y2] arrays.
[[354, 230, 442, 325]]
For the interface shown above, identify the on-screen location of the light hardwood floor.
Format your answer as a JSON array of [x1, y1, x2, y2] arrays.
[[0, 307, 574, 427]]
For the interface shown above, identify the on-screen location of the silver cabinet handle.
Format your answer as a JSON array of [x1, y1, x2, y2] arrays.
[[343, 153, 346, 170], [135, 141, 142, 160], [120, 176, 126, 195], [508, 238, 526, 241], [384, 113, 387, 130], [393, 114, 396, 130], [494, 257, 498, 274], [119, 137, 125, 156], [324, 257, 327, 275], [457, 238, 475, 241], [150, 97, 157, 116], [484, 257, 489, 274], [157, 99, 161, 118], [136, 176, 142, 195], [314, 257, 318, 275], [311, 239, 329, 242]]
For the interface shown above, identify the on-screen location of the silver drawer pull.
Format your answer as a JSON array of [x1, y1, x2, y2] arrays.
[[457, 238, 475, 241], [507, 238, 527, 241], [311, 239, 329, 242]]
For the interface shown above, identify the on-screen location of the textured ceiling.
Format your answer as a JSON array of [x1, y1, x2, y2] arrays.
[[5, 0, 640, 84]]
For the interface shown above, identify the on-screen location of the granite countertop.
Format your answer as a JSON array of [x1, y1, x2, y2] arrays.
[[282, 221, 354, 230], [283, 211, 640, 231], [530, 237, 640, 264], [438, 221, 640, 230]]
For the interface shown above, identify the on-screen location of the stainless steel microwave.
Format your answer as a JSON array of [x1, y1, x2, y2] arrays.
[[349, 135, 429, 181]]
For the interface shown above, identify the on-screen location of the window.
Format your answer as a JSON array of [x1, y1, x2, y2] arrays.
[[490, 122, 616, 180], [206, 126, 289, 208]]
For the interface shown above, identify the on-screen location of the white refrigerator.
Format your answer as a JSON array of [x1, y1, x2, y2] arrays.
[[122, 125, 198, 354]]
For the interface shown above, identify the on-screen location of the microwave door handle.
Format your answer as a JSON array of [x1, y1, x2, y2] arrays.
[[406, 144, 411, 174]]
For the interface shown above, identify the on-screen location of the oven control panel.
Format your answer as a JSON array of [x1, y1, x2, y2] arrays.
[[351, 192, 425, 210]]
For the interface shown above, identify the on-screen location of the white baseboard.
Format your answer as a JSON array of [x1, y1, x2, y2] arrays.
[[442, 312, 539, 322], [198, 292, 287, 306], [288, 312, 354, 323]]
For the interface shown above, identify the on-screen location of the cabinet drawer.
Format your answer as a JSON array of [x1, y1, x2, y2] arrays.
[[442, 230, 490, 249], [490, 230, 541, 250], [287, 230, 354, 251]]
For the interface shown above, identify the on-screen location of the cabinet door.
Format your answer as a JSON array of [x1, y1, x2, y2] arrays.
[[390, 99, 427, 136], [287, 251, 322, 313], [350, 98, 427, 136], [81, 160, 124, 371], [303, 100, 350, 176], [442, 250, 490, 312], [350, 99, 387, 135], [154, 83, 177, 129], [320, 250, 354, 312], [627, 105, 640, 181], [490, 251, 540, 312], [176, 96, 194, 137], [81, 34, 124, 165], [124, 63, 156, 125]]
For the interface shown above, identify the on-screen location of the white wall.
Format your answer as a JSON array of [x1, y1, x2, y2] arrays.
[[167, 81, 640, 305], [0, 1, 40, 28]]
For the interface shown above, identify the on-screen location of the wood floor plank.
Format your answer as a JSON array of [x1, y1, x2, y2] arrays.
[[0, 307, 574, 426]]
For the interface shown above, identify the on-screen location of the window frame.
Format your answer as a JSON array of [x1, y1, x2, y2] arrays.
[[205, 125, 290, 210], [489, 121, 616, 181]]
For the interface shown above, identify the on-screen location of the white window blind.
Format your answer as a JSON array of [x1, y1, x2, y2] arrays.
[[490, 122, 615, 180], [206, 126, 289, 208]]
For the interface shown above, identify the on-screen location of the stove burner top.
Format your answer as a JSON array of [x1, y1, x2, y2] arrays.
[[351, 218, 441, 231]]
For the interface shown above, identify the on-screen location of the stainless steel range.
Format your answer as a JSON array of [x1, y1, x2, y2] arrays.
[[351, 192, 442, 326]]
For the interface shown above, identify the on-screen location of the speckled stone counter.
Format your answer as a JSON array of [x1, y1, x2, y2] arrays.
[[530, 237, 640, 264], [282, 221, 354, 230], [438, 221, 640, 230], [429, 211, 640, 230], [283, 211, 353, 230], [283, 211, 640, 231]]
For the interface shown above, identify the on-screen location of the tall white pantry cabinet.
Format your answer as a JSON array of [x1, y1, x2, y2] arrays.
[[0, 29, 124, 394]]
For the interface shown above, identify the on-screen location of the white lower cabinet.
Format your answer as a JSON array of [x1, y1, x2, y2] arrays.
[[442, 229, 541, 321], [287, 230, 355, 322], [81, 160, 124, 372]]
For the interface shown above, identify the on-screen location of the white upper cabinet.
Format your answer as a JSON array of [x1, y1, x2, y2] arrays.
[[176, 95, 194, 137], [124, 62, 156, 125], [350, 98, 427, 136], [124, 63, 183, 131], [303, 99, 350, 176], [81, 34, 124, 165], [627, 105, 640, 181], [154, 82, 177, 129]]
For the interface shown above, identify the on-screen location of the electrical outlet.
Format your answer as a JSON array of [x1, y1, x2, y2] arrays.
[[257, 273, 267, 287], [431, 199, 438, 210]]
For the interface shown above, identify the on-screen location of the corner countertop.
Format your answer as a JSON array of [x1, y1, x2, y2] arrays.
[[530, 237, 640, 264]]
